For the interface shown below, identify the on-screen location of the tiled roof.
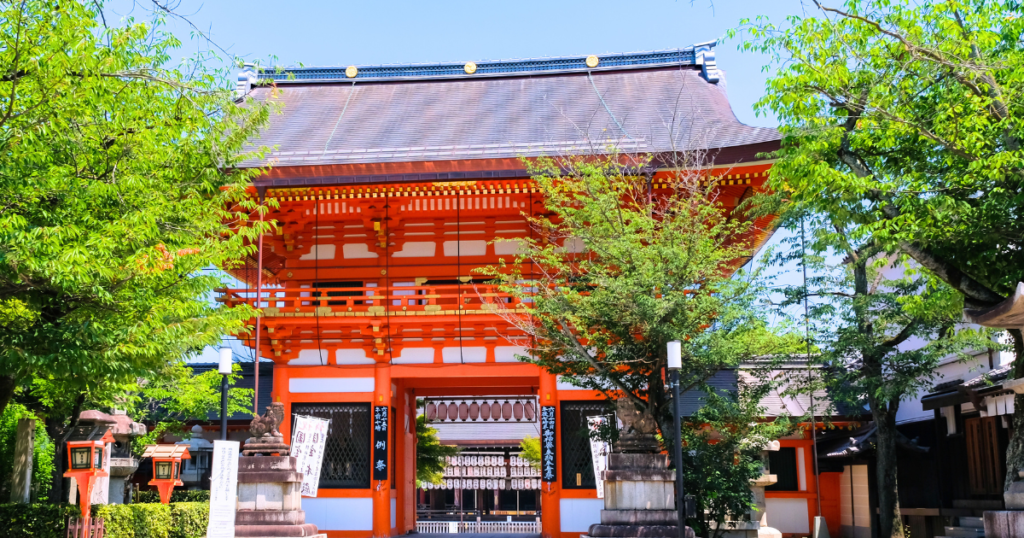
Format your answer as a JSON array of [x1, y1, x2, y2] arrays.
[[239, 47, 778, 168]]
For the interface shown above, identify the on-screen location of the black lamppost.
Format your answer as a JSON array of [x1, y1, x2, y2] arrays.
[[667, 340, 686, 537], [218, 347, 232, 441]]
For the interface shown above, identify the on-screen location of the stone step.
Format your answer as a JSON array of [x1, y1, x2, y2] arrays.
[[958, 516, 984, 529], [943, 527, 985, 538]]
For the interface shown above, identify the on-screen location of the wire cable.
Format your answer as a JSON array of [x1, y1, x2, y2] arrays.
[[314, 194, 325, 366]]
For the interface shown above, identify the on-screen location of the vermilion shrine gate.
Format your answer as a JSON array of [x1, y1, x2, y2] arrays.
[[222, 43, 819, 538]]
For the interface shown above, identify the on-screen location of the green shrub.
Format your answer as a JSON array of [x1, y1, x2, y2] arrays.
[[169, 502, 209, 538], [0, 503, 77, 538], [93, 502, 208, 538], [95, 504, 138, 538], [133, 489, 210, 504]]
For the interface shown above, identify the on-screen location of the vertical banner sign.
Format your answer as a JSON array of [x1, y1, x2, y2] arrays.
[[373, 406, 389, 481], [587, 416, 610, 499], [291, 415, 331, 497], [540, 406, 557, 483], [206, 440, 240, 538]]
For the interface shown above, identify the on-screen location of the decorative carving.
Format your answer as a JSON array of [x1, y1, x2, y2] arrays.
[[614, 399, 659, 453], [243, 403, 290, 456]]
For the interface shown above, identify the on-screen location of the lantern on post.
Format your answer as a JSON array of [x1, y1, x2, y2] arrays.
[[142, 445, 191, 504], [63, 429, 115, 522]]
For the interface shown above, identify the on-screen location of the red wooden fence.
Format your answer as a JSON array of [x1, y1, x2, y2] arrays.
[[66, 516, 105, 538]]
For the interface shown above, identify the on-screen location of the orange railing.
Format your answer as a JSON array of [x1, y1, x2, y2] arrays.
[[217, 284, 524, 317]]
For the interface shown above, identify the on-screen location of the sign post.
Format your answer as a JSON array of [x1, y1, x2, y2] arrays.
[[540, 407, 557, 484], [373, 406, 389, 481], [206, 440, 240, 538]]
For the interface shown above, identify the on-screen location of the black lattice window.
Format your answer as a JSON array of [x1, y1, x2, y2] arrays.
[[560, 401, 608, 489], [292, 403, 371, 489]]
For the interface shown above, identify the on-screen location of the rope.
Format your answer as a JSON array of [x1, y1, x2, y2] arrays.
[[587, 72, 632, 141]]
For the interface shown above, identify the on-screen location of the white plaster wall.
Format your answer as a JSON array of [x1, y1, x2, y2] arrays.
[[390, 498, 397, 528], [343, 243, 378, 259], [494, 238, 525, 256], [495, 346, 528, 363], [303, 497, 373, 530], [299, 244, 336, 260], [559, 498, 603, 532], [442, 346, 487, 363], [765, 498, 809, 534], [290, 377, 374, 393], [337, 348, 376, 365], [392, 348, 435, 364], [392, 241, 436, 258], [443, 240, 487, 256], [289, 349, 330, 365]]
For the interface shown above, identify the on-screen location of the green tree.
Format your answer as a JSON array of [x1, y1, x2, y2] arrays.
[[743, 0, 1024, 496], [415, 413, 458, 487], [681, 387, 792, 538], [518, 436, 541, 470], [0, 0, 274, 500], [483, 155, 785, 449], [98, 361, 255, 455], [0, 402, 54, 502], [770, 214, 991, 538]]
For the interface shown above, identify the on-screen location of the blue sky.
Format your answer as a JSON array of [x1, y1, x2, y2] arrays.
[[107, 0, 821, 361]]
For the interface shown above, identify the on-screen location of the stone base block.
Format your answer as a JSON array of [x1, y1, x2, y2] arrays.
[[1005, 482, 1024, 510], [586, 525, 696, 538], [600, 510, 678, 525], [234, 523, 320, 537], [604, 480, 674, 510], [238, 481, 302, 511], [236, 510, 306, 525], [984, 511, 1024, 538]]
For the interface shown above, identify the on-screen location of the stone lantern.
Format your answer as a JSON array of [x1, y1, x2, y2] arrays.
[[64, 429, 115, 523], [142, 444, 191, 504]]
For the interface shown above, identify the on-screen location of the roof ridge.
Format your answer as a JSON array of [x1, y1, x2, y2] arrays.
[[238, 42, 720, 89]]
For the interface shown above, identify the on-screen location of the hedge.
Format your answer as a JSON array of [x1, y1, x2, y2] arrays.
[[0, 502, 210, 538], [0, 503, 78, 538], [132, 489, 210, 504], [93, 502, 209, 538]]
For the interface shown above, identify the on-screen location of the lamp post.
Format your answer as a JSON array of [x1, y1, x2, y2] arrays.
[[667, 340, 685, 538], [218, 347, 232, 441]]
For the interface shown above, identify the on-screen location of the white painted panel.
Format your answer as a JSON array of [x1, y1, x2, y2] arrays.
[[442, 346, 487, 363], [443, 240, 487, 256], [343, 243, 378, 259], [560, 498, 603, 532], [390, 498, 397, 529], [289, 377, 374, 393], [557, 237, 586, 253], [393, 348, 435, 364], [392, 241, 436, 258], [765, 498, 809, 533], [495, 346, 528, 363], [303, 497, 373, 530], [494, 238, 525, 256], [336, 348, 375, 365], [289, 349, 330, 366], [299, 244, 336, 260]]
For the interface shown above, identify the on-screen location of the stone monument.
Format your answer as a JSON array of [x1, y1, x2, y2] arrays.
[[235, 403, 323, 538], [584, 400, 695, 538]]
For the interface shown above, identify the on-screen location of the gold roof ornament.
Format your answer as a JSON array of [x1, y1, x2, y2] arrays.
[[585, 55, 599, 68], [464, 62, 477, 74], [345, 65, 358, 78]]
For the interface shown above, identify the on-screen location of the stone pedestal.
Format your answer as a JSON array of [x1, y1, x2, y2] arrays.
[[584, 453, 695, 538], [236, 456, 321, 537]]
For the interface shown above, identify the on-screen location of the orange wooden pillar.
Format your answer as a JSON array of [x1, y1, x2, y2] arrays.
[[539, 372, 561, 538], [374, 363, 393, 538]]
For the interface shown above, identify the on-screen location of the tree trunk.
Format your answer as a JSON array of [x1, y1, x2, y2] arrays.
[[1004, 329, 1024, 492], [872, 401, 904, 538]]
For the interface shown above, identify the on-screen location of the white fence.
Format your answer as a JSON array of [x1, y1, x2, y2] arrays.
[[415, 520, 541, 534]]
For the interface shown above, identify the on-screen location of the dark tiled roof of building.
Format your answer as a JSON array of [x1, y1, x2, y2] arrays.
[[239, 45, 779, 168], [190, 361, 273, 421]]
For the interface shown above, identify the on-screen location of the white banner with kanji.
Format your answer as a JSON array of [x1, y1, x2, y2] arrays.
[[291, 415, 331, 497]]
